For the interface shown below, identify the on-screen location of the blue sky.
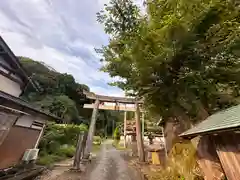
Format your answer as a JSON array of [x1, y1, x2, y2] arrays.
[[0, 0, 144, 96]]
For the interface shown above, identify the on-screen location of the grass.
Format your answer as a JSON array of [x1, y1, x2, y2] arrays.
[[37, 155, 66, 166], [37, 136, 103, 166], [142, 141, 204, 180], [37, 145, 76, 166]]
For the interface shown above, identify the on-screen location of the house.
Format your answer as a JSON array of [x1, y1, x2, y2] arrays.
[[0, 36, 61, 169], [180, 104, 240, 180]]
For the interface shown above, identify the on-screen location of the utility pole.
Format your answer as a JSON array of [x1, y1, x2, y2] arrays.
[[83, 99, 100, 159], [135, 102, 145, 162]]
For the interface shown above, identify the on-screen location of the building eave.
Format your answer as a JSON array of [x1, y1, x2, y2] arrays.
[[0, 90, 63, 122]]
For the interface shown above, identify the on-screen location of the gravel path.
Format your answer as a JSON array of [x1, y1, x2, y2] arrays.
[[36, 140, 143, 180], [88, 140, 136, 180]]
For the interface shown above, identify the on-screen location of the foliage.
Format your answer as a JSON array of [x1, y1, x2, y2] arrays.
[[20, 57, 91, 123], [147, 142, 203, 180], [93, 136, 102, 145], [37, 123, 87, 165], [37, 155, 65, 166], [98, 0, 240, 127], [56, 145, 76, 157], [113, 126, 120, 140], [39, 123, 87, 151]]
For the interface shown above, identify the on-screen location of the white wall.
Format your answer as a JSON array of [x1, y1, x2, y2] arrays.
[[0, 72, 22, 97]]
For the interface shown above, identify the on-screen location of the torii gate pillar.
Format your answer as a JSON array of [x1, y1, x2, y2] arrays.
[[135, 102, 145, 162], [124, 111, 127, 148], [83, 99, 100, 159]]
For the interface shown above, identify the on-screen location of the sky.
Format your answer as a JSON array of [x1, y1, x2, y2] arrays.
[[0, 0, 143, 97]]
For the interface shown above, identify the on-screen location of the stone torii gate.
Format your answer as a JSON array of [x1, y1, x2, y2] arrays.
[[83, 91, 145, 162]]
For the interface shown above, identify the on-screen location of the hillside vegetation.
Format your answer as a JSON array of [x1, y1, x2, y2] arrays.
[[20, 57, 124, 136], [20, 57, 91, 124]]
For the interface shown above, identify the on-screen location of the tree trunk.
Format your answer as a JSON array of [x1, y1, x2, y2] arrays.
[[135, 103, 145, 162], [173, 106, 192, 131], [83, 99, 100, 159], [164, 106, 192, 153], [195, 101, 209, 121], [188, 92, 209, 121], [164, 117, 181, 153]]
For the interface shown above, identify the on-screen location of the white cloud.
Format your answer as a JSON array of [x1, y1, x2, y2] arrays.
[[0, 0, 124, 97]]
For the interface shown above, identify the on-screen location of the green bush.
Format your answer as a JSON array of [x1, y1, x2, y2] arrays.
[[56, 145, 76, 157], [37, 122, 87, 165], [93, 136, 102, 145], [113, 127, 120, 140]]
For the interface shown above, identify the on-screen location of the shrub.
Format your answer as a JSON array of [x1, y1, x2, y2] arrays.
[[37, 122, 87, 165], [93, 136, 102, 145], [113, 127, 120, 140], [56, 145, 76, 157]]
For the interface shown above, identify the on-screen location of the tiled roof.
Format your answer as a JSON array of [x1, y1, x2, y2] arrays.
[[180, 104, 240, 138]]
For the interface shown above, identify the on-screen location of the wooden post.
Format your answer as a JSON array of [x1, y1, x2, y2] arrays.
[[112, 119, 115, 138], [83, 99, 100, 159], [124, 111, 127, 148], [81, 131, 88, 159], [135, 102, 145, 162], [161, 126, 168, 159], [73, 133, 83, 169], [142, 112, 145, 137]]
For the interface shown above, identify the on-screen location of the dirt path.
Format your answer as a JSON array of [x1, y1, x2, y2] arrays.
[[86, 139, 143, 180], [36, 140, 143, 180]]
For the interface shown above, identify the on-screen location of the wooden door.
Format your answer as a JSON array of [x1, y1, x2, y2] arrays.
[[0, 112, 17, 146]]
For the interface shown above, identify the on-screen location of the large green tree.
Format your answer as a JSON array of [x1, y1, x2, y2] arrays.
[[98, 0, 240, 128]]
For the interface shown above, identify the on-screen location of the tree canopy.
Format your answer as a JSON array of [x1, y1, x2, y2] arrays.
[[98, 0, 240, 127]]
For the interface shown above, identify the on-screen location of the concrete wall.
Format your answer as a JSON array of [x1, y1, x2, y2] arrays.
[[0, 69, 22, 97]]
